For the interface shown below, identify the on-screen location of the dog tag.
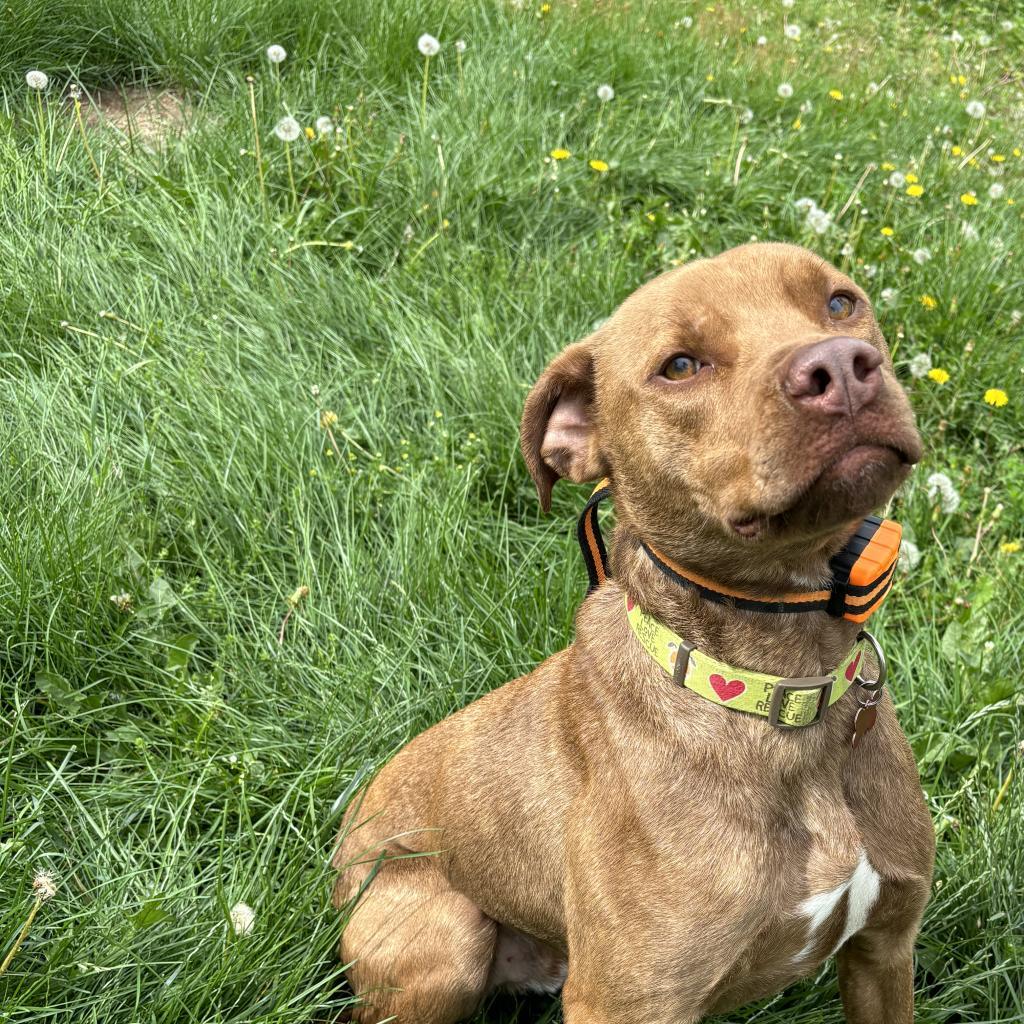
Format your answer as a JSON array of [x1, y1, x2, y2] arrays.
[[851, 704, 877, 748]]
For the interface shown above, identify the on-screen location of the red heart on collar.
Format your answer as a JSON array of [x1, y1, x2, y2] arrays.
[[709, 673, 745, 701], [845, 651, 862, 682]]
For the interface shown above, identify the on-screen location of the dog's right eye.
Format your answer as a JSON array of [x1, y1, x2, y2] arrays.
[[662, 354, 703, 381]]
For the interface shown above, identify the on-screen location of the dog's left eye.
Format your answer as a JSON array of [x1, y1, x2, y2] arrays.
[[662, 354, 703, 380], [828, 293, 856, 319]]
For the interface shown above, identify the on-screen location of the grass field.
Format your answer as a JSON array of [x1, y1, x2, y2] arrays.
[[1, 0, 1023, 1021]]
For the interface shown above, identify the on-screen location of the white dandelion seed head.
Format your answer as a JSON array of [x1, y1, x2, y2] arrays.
[[777, 82, 794, 98], [1011, 309, 1023, 325], [782, 0, 795, 7], [866, 81, 880, 95], [455, 39, 467, 53], [794, 196, 817, 211], [962, 222, 979, 241], [840, 242, 855, 257], [909, 352, 933, 378], [230, 901, 256, 936], [912, 247, 931, 264], [887, 171, 906, 188], [948, 30, 964, 44], [965, 99, 986, 119], [806, 206, 833, 234], [273, 116, 301, 142], [33, 872, 57, 901], [315, 116, 334, 134], [596, 84, 615, 102], [417, 34, 441, 57], [756, 34, 767, 45], [880, 287, 898, 305], [681, 16, 694, 28], [862, 263, 877, 278], [739, 106, 754, 124], [266, 45, 287, 64], [989, 182, 1006, 199], [926, 472, 961, 514], [1001, 20, 1014, 32], [978, 34, 991, 46], [899, 540, 922, 573], [799, 99, 814, 114], [784, 23, 802, 39], [25, 70, 49, 90]]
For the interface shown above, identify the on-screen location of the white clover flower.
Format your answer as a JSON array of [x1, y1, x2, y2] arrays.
[[948, 30, 964, 44], [32, 872, 57, 901], [965, 99, 986, 119], [25, 70, 49, 90], [777, 82, 794, 98], [909, 352, 932, 378], [315, 116, 333, 134], [926, 472, 961, 514], [417, 34, 441, 57], [109, 592, 133, 612], [840, 242, 855, 257], [596, 84, 615, 102], [266, 45, 287, 64], [989, 182, 1006, 199], [912, 247, 931, 265], [799, 99, 814, 114], [862, 263, 877, 278], [739, 107, 754, 124], [1011, 309, 1023, 325], [899, 540, 921, 573], [887, 171, 907, 188], [273, 116, 301, 142], [230, 901, 256, 935], [756, 35, 767, 45], [455, 39, 467, 53], [866, 81, 880, 95], [784, 23, 801, 39], [681, 16, 694, 28], [880, 287, 898, 305]]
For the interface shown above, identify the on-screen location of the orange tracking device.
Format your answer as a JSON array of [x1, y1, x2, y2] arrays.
[[826, 516, 902, 623]]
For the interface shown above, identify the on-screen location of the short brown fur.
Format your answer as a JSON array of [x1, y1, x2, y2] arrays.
[[332, 243, 934, 1024]]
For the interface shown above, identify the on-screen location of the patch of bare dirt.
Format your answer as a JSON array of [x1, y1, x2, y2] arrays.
[[80, 86, 188, 145]]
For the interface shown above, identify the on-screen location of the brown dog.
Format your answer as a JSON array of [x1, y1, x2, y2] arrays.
[[332, 242, 935, 1024]]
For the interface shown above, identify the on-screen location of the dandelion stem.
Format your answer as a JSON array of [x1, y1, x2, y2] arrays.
[[0, 897, 43, 977], [456, 51, 464, 98], [73, 97, 102, 186], [246, 76, 267, 215], [35, 90, 48, 179], [421, 56, 431, 125], [285, 145, 297, 211]]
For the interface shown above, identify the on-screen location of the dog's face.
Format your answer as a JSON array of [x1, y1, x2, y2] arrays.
[[521, 242, 922, 574]]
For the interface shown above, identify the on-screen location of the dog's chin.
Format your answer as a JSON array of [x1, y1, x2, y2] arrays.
[[730, 444, 914, 541]]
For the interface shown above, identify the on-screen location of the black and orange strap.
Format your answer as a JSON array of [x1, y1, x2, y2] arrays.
[[577, 480, 901, 624]]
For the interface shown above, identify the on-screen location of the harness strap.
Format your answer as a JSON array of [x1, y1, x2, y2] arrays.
[[576, 480, 900, 624]]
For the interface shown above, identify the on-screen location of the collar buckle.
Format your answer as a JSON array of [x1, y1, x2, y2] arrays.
[[767, 675, 835, 728]]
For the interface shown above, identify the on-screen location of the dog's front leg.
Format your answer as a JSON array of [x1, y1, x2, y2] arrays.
[[836, 925, 917, 1024], [561, 970, 702, 1024]]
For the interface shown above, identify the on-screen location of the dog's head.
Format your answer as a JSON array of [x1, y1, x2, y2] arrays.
[[521, 242, 922, 576]]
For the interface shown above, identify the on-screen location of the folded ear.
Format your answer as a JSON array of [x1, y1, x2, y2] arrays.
[[520, 339, 608, 511]]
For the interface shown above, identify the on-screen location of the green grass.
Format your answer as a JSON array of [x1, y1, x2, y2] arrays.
[[1, 0, 1022, 1021]]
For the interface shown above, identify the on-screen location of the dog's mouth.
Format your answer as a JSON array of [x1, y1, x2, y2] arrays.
[[729, 441, 918, 541]]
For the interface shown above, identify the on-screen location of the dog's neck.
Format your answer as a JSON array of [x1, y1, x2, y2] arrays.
[[609, 526, 862, 679]]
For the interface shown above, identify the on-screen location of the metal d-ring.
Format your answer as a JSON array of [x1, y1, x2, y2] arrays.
[[854, 629, 887, 705]]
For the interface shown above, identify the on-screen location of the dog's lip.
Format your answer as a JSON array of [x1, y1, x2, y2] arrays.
[[728, 441, 915, 539]]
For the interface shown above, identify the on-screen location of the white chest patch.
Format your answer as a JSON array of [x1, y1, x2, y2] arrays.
[[793, 848, 881, 962]]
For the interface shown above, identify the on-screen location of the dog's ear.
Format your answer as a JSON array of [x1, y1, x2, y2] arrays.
[[520, 340, 608, 511]]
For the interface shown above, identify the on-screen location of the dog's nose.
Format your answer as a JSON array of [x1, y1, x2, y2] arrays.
[[783, 337, 883, 415]]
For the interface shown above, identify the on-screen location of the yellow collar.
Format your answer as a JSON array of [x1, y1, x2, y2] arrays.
[[625, 594, 872, 728]]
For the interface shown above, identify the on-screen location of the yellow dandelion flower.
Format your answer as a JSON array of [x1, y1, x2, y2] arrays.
[[304, 126, 315, 140], [1000, 541, 1021, 554], [960, 192, 978, 205], [984, 388, 1008, 407], [550, 148, 571, 160], [928, 368, 950, 384], [881, 161, 896, 171], [589, 159, 609, 173], [968, 157, 979, 167], [905, 172, 919, 183], [992, 154, 1006, 162], [951, 145, 963, 156], [1014, 147, 1022, 157], [880, 226, 894, 237], [320, 410, 338, 428], [957, 74, 967, 86], [540, 2, 551, 11], [920, 294, 937, 309], [706, 73, 715, 82], [907, 184, 924, 197], [828, 89, 843, 100]]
